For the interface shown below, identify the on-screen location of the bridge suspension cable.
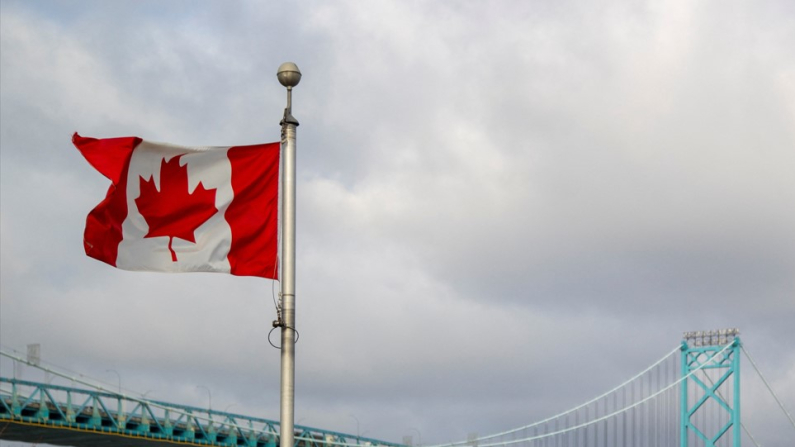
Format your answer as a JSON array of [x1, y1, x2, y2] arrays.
[[431, 342, 735, 447], [742, 345, 795, 430], [428, 345, 683, 447]]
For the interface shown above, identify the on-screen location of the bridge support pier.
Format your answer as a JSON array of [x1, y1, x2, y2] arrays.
[[163, 409, 173, 436], [11, 383, 21, 417], [90, 397, 102, 427], [66, 392, 75, 423]]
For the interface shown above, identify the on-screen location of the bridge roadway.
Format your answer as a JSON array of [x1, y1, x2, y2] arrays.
[[1, 378, 402, 447]]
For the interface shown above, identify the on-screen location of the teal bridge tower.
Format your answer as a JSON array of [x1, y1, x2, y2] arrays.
[[680, 329, 741, 447]]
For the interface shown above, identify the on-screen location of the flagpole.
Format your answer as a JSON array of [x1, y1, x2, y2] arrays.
[[277, 62, 301, 447]]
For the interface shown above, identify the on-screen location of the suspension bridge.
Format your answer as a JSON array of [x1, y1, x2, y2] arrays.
[[1, 330, 792, 447]]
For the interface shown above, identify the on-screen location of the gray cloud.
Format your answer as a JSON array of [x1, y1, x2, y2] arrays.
[[2, 1, 794, 446]]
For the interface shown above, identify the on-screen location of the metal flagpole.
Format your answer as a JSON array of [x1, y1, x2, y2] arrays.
[[277, 61, 301, 447]]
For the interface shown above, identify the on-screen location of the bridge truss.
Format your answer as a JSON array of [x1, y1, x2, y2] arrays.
[[0, 377, 401, 447]]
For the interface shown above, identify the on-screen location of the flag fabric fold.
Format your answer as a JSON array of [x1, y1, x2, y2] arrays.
[[72, 133, 280, 279]]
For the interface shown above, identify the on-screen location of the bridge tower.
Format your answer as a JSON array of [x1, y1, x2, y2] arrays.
[[680, 329, 741, 447]]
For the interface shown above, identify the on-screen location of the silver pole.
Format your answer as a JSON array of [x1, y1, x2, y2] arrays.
[[277, 62, 301, 447]]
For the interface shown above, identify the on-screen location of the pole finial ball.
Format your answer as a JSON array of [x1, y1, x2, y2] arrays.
[[277, 62, 302, 88]]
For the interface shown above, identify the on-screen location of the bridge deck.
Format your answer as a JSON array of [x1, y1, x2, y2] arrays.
[[1, 418, 191, 447]]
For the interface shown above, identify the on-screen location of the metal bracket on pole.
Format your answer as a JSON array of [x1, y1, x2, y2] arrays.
[[282, 102, 299, 127]]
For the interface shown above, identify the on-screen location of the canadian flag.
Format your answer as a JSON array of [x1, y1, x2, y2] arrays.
[[73, 133, 280, 279]]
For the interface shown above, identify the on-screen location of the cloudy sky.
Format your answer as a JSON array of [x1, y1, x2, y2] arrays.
[[1, 0, 794, 446]]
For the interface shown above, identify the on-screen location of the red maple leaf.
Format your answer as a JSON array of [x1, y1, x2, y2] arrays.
[[135, 155, 218, 262]]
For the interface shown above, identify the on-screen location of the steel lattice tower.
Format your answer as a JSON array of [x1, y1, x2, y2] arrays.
[[680, 329, 741, 447]]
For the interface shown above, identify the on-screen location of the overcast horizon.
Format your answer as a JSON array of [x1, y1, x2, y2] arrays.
[[1, 1, 794, 446]]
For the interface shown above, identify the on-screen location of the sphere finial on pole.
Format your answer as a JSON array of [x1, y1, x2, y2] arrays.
[[277, 62, 302, 88], [278, 62, 300, 125]]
